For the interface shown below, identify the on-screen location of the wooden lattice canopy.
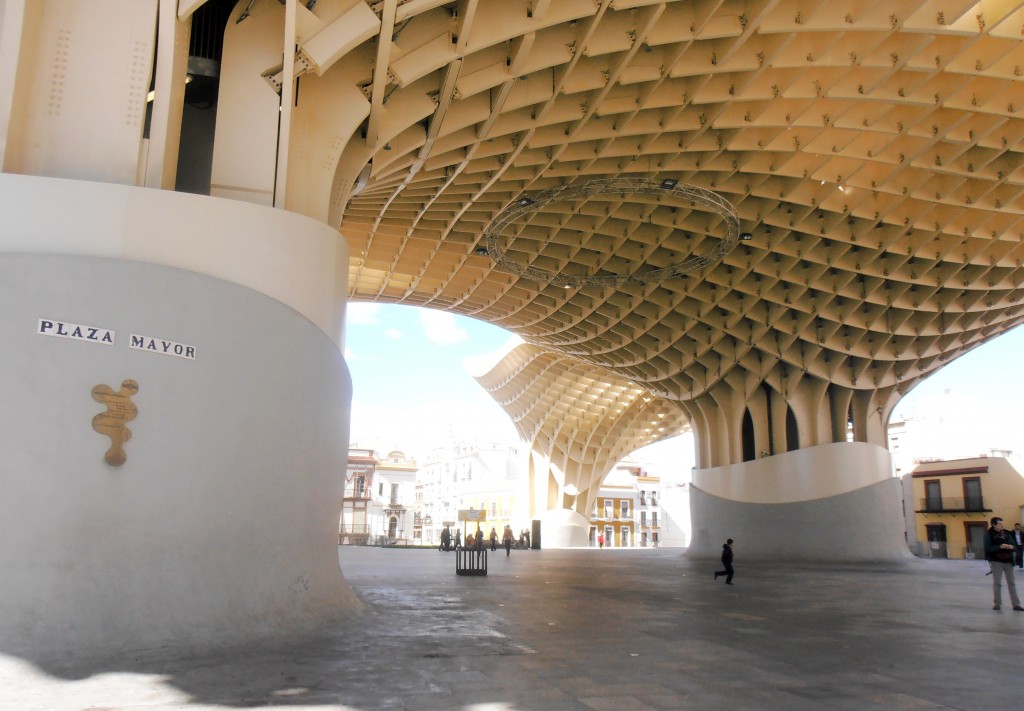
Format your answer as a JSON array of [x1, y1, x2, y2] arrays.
[[268, 0, 1024, 463]]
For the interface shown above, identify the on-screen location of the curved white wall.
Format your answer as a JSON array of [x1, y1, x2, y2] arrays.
[[0, 174, 348, 346], [0, 179, 358, 661], [539, 509, 591, 548], [688, 443, 912, 562], [693, 441, 894, 504]]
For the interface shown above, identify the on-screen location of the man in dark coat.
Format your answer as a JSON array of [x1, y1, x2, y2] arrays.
[[1012, 523, 1024, 569], [984, 517, 1023, 611], [714, 538, 735, 585]]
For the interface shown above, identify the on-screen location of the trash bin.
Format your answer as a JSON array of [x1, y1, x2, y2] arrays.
[[455, 548, 487, 576]]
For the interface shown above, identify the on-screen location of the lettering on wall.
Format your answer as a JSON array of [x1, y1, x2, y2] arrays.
[[91, 379, 139, 466], [129, 334, 196, 360], [38, 319, 114, 345], [37, 319, 197, 360]]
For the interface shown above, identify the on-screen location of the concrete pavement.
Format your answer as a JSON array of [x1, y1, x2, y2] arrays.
[[1, 545, 1018, 710]]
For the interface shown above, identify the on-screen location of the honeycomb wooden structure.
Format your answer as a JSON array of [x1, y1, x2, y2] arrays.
[[243, 0, 1024, 471]]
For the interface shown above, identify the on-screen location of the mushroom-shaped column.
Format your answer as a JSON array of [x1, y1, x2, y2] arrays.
[[682, 368, 912, 561], [474, 342, 690, 547]]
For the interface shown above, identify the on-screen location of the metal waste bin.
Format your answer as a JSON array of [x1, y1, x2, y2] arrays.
[[456, 548, 487, 576]]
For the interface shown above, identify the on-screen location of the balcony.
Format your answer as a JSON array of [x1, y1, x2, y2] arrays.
[[916, 497, 990, 514]]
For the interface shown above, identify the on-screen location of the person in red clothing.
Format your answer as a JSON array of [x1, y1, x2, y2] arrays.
[[597, 533, 604, 549]]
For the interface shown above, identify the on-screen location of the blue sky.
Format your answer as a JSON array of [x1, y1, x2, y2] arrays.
[[344, 302, 1024, 472], [344, 303, 521, 456], [889, 323, 1024, 462]]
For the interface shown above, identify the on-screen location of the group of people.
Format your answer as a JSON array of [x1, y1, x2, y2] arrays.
[[438, 524, 530, 557], [426, 517, 1023, 605]]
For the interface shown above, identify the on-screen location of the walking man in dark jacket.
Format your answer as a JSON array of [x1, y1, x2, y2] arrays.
[[714, 538, 735, 585], [984, 517, 1023, 611]]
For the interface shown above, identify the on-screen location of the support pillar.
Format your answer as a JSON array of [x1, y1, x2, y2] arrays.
[[688, 442, 911, 562]]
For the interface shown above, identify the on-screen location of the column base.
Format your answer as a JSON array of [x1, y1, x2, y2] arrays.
[[688, 443, 912, 562]]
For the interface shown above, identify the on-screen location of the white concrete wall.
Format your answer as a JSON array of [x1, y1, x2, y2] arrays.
[[0, 174, 349, 347], [693, 441, 894, 503], [540, 509, 591, 548], [688, 443, 912, 562], [658, 484, 691, 547], [0, 178, 358, 661], [901, 474, 923, 556]]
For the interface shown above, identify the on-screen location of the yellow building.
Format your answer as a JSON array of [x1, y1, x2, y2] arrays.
[[590, 494, 635, 548], [911, 457, 1024, 559], [459, 496, 518, 548], [591, 472, 638, 548]]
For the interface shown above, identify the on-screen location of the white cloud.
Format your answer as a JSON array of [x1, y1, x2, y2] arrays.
[[349, 395, 520, 458], [418, 310, 468, 346], [346, 303, 381, 326], [385, 328, 404, 340]]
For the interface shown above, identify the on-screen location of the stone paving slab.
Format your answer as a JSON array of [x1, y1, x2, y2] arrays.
[[1, 546, 1020, 710]]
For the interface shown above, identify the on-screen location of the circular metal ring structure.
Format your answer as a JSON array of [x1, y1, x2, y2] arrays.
[[483, 177, 741, 288]]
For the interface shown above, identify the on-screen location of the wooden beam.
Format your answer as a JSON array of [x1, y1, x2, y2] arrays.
[[366, 0, 397, 149]]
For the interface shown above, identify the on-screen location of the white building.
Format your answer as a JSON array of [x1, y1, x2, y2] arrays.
[[374, 451, 418, 544], [340, 449, 418, 545], [636, 473, 663, 548], [416, 439, 527, 546], [585, 458, 693, 548]]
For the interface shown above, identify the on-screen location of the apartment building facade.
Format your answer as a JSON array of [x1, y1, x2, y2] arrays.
[[910, 457, 1024, 559], [340, 448, 418, 545], [415, 440, 527, 547]]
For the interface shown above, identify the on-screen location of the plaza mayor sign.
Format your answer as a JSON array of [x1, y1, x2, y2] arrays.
[[38, 319, 114, 345], [38, 319, 196, 360]]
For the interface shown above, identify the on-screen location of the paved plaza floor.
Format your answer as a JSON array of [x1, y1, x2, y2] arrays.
[[2, 545, 1020, 710]]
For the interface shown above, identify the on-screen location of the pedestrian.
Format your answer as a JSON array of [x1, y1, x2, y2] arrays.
[[1013, 523, 1024, 570], [489, 527, 498, 552], [984, 517, 1024, 610], [474, 527, 484, 550], [502, 525, 514, 557], [440, 525, 451, 552], [453, 529, 462, 550], [714, 538, 735, 585], [598, 533, 604, 549]]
